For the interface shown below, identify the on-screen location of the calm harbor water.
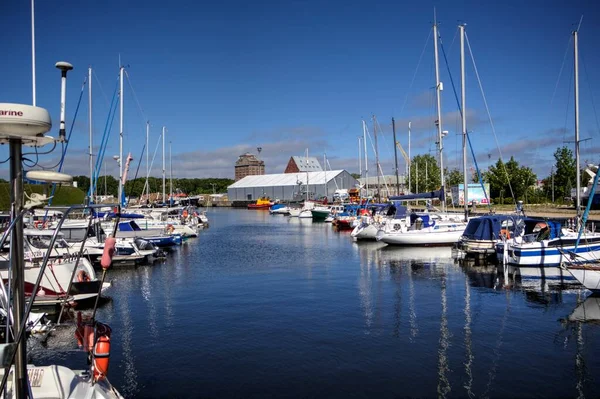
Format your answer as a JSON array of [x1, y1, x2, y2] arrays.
[[30, 208, 600, 398]]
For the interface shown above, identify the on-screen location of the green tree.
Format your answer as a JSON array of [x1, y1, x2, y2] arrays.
[[73, 176, 90, 194], [350, 173, 361, 180], [542, 146, 576, 202], [409, 154, 441, 193], [483, 156, 537, 202], [446, 168, 464, 187]]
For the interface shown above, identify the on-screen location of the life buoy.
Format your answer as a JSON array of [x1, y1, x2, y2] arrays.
[[77, 270, 91, 283], [182, 210, 189, 218], [499, 229, 511, 239], [92, 322, 112, 382]]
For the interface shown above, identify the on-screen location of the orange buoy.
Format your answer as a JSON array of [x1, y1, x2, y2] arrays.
[[499, 229, 511, 239], [93, 323, 112, 382]]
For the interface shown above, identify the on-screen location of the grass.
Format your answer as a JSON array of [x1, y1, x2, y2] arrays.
[[0, 183, 85, 211]]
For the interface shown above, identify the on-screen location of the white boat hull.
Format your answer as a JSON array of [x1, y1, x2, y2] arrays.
[[566, 264, 600, 292], [377, 228, 464, 246], [351, 223, 380, 240]]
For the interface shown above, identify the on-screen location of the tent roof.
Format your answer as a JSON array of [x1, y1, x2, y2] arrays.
[[228, 170, 347, 189]]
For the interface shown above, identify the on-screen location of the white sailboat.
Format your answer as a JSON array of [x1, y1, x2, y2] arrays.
[[500, 24, 600, 282], [376, 18, 467, 246]]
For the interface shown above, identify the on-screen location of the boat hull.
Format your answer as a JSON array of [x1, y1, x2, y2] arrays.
[[566, 264, 600, 291], [377, 229, 464, 246], [311, 209, 330, 221], [351, 223, 379, 240]]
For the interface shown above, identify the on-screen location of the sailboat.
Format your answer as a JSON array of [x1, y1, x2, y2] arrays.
[[376, 17, 467, 246], [499, 25, 600, 283]]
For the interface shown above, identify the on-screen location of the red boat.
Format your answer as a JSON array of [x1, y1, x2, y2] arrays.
[[248, 197, 273, 209]]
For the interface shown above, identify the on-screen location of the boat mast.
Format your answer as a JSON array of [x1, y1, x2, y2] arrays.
[[324, 152, 327, 201], [306, 148, 309, 201], [118, 65, 124, 206], [373, 115, 381, 201], [460, 23, 468, 222], [145, 121, 149, 202], [362, 120, 369, 198], [358, 136, 362, 178], [162, 126, 166, 204], [574, 25, 581, 222], [392, 117, 400, 195], [88, 66, 93, 202], [433, 10, 446, 211], [169, 141, 173, 204], [408, 121, 411, 193]]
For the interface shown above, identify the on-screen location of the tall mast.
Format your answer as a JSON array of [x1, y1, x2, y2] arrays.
[[324, 152, 328, 201], [408, 122, 412, 193], [433, 10, 445, 211], [88, 66, 93, 201], [145, 121, 149, 201], [31, 0, 36, 105], [460, 24, 468, 222], [362, 120, 369, 198], [162, 126, 166, 204], [169, 141, 173, 203], [574, 27, 581, 220], [373, 115, 381, 201], [392, 117, 400, 195], [118, 65, 124, 206], [306, 148, 309, 201], [358, 136, 362, 178]]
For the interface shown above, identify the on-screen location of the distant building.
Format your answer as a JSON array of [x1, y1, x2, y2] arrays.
[[235, 153, 265, 181], [284, 156, 323, 173], [228, 170, 358, 202]]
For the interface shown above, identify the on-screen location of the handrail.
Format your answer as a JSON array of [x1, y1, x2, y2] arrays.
[[0, 203, 120, 394]]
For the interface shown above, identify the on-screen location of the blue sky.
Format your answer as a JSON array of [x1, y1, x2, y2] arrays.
[[1, 0, 599, 181]]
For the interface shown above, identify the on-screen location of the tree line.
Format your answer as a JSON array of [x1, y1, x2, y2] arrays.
[[356, 146, 586, 205], [73, 145, 584, 205], [73, 176, 234, 198]]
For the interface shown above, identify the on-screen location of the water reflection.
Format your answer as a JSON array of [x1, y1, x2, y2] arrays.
[[569, 295, 600, 323], [437, 274, 451, 398]]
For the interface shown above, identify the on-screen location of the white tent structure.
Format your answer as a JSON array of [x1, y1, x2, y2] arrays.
[[227, 170, 358, 202]]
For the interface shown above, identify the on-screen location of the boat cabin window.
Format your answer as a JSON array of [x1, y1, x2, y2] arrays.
[[60, 228, 88, 243]]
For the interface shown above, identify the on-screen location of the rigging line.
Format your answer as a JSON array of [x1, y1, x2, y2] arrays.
[[397, 29, 432, 118], [90, 77, 119, 196], [563, 59, 574, 144], [446, 26, 459, 62], [550, 36, 573, 109], [124, 69, 148, 126], [374, 117, 394, 165], [465, 32, 516, 202], [581, 50, 600, 136], [54, 75, 87, 171], [92, 69, 112, 108], [127, 143, 146, 203]]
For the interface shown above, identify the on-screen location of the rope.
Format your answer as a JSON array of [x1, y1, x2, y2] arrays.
[[127, 143, 146, 203], [550, 36, 573, 109], [397, 29, 432, 118], [90, 76, 119, 199], [438, 31, 491, 210], [465, 32, 516, 203]]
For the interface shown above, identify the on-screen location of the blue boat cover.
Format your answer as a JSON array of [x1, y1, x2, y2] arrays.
[[409, 213, 435, 227], [118, 220, 142, 232], [462, 215, 519, 240]]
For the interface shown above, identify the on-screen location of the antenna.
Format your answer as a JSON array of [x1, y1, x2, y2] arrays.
[[55, 61, 73, 142], [257, 147, 262, 156]]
